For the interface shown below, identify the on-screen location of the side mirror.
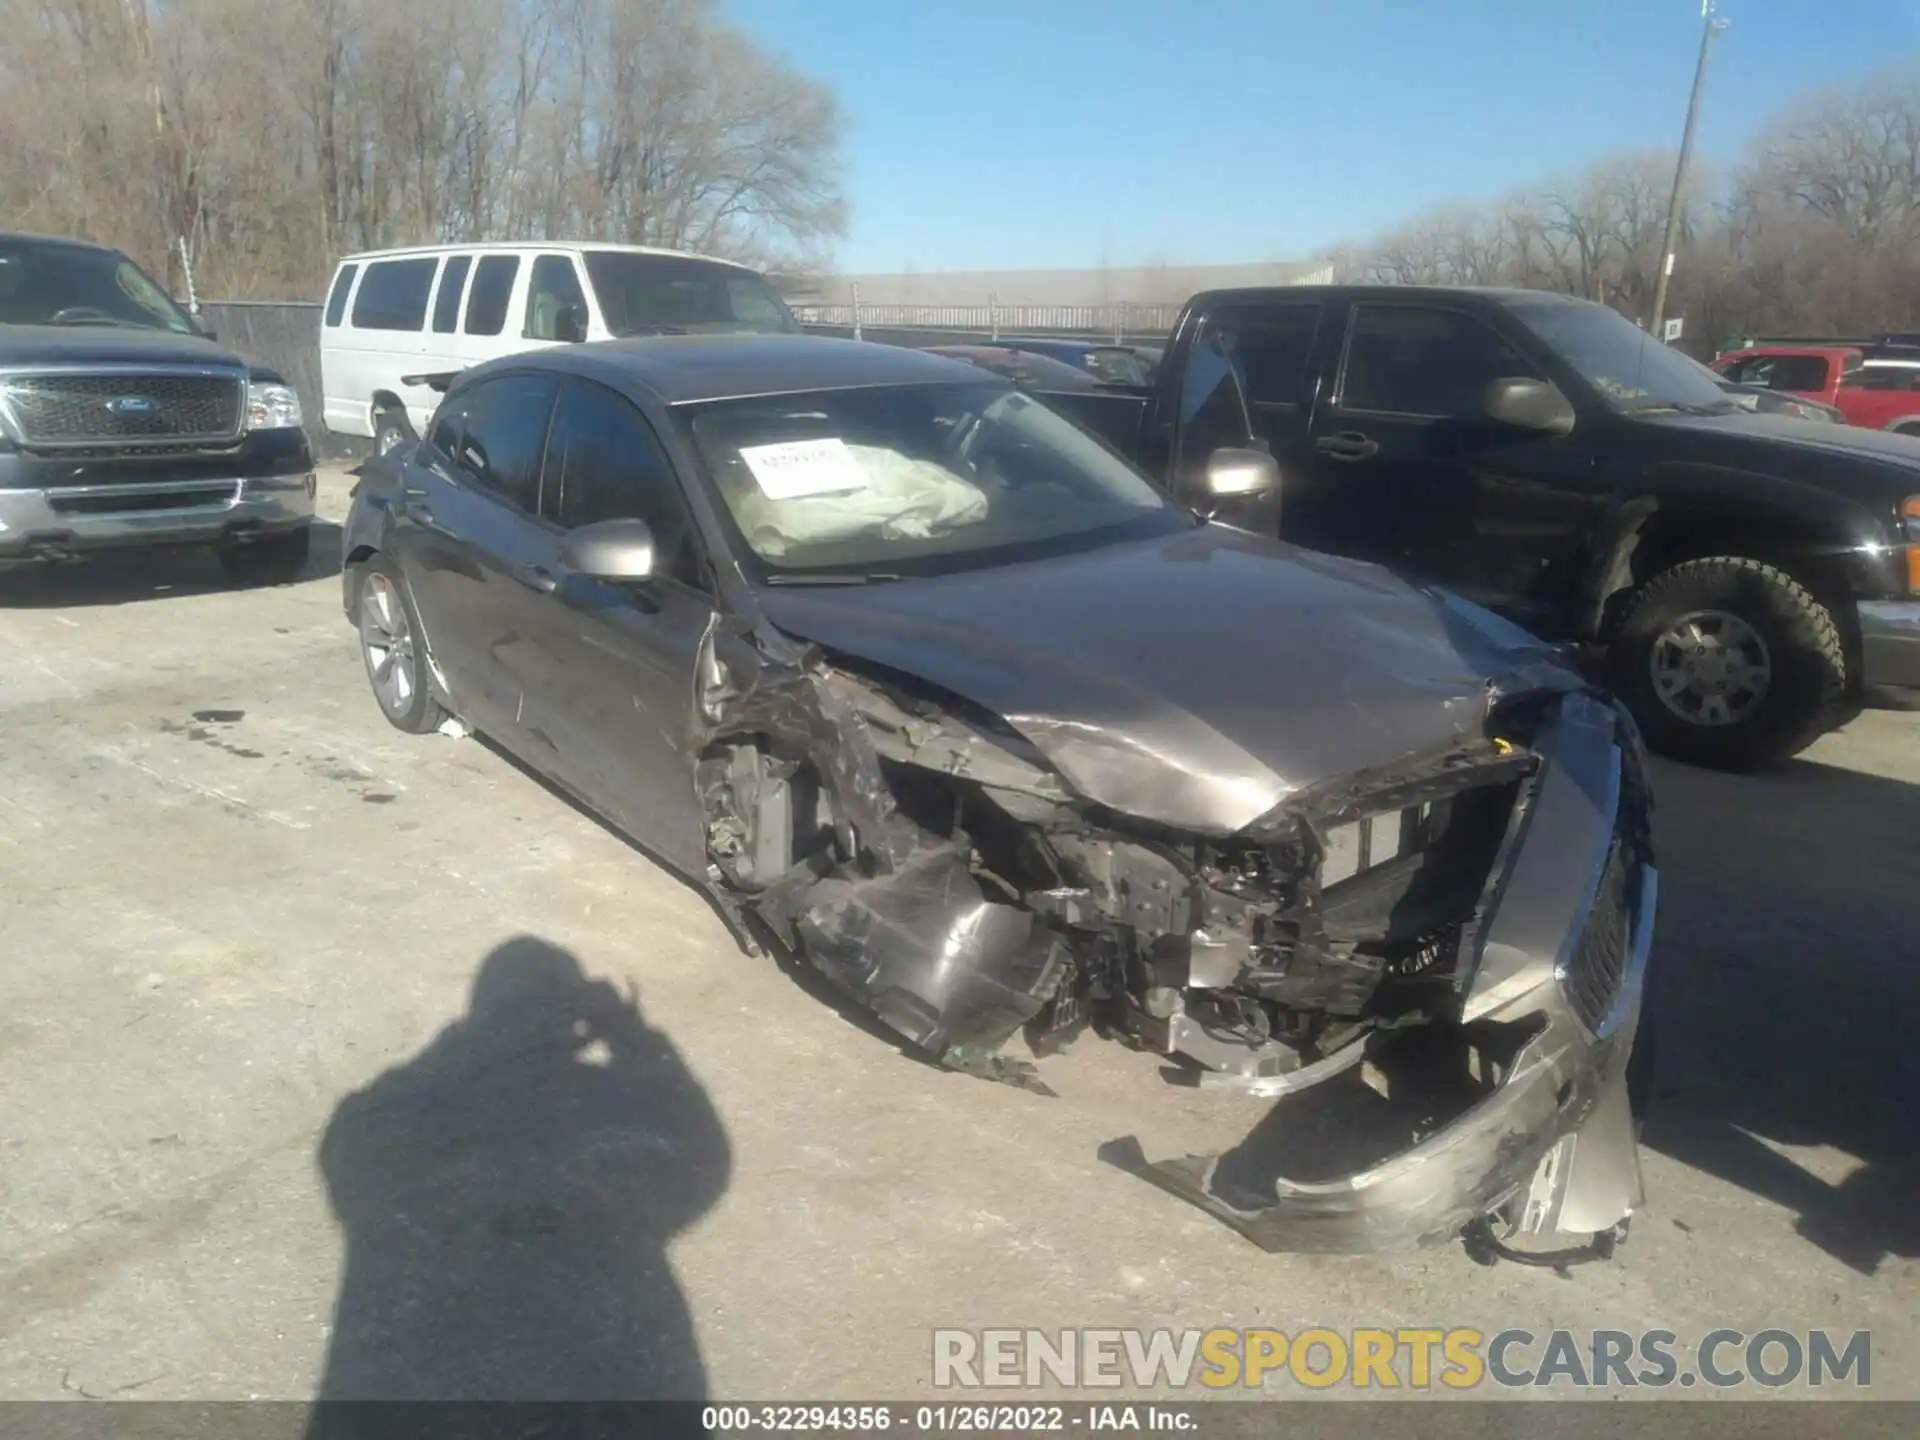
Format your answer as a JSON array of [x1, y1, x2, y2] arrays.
[[1195, 446, 1282, 534], [561, 517, 656, 583], [1482, 377, 1576, 436], [556, 304, 587, 344], [1203, 446, 1280, 499]]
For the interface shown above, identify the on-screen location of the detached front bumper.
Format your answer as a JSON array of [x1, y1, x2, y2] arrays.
[[1110, 693, 1656, 1254], [1859, 599, 1920, 692]]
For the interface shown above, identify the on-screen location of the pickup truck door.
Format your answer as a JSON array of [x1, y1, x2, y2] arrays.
[[1164, 300, 1358, 544], [1304, 300, 1596, 625], [1839, 364, 1920, 430]]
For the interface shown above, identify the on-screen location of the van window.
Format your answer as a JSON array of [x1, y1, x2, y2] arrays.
[[525, 255, 590, 342], [581, 251, 798, 336], [324, 264, 358, 328], [431, 255, 472, 334], [465, 255, 519, 337], [350, 258, 436, 332]]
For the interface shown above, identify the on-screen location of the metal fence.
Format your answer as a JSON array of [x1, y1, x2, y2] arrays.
[[790, 300, 1184, 343], [200, 299, 328, 453], [191, 298, 1181, 457]]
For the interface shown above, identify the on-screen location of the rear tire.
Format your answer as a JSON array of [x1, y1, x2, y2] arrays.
[[1608, 556, 1847, 771], [217, 525, 312, 586], [356, 556, 446, 734]]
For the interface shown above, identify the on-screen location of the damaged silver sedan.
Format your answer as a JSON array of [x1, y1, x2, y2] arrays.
[[342, 336, 1656, 1261]]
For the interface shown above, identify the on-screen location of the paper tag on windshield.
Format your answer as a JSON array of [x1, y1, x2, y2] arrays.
[[739, 438, 869, 499]]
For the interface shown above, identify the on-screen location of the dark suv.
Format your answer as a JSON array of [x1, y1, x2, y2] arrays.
[[0, 232, 315, 583]]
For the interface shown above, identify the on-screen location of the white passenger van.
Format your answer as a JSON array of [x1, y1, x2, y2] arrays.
[[318, 242, 801, 453]]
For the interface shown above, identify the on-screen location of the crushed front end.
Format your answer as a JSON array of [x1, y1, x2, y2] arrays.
[[700, 626, 1655, 1257]]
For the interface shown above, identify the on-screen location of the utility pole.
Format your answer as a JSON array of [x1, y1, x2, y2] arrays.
[[1649, 2, 1731, 338]]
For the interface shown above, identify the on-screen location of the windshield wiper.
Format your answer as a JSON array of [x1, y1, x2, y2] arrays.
[[1628, 401, 1732, 416], [50, 316, 159, 330], [763, 571, 904, 587], [618, 323, 690, 336]]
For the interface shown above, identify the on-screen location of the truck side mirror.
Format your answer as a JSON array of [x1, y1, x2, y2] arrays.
[[1483, 377, 1576, 436], [1203, 446, 1280, 498], [1195, 446, 1282, 534], [555, 304, 587, 345]]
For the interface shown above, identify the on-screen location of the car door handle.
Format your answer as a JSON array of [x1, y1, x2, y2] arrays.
[[1316, 432, 1380, 462], [511, 563, 559, 595], [400, 485, 437, 526]]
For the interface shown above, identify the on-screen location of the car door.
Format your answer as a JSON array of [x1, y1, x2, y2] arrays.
[[1166, 300, 1330, 540], [389, 371, 561, 737], [1308, 301, 1593, 625], [515, 377, 718, 873]]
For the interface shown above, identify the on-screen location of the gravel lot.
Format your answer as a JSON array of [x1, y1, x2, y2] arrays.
[[0, 464, 1914, 1401]]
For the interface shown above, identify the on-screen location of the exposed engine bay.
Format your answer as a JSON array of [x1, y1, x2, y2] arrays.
[[690, 618, 1657, 1257]]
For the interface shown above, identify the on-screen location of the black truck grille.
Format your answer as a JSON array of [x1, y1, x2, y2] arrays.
[[1560, 839, 1634, 1032], [0, 371, 245, 447], [46, 483, 240, 516]]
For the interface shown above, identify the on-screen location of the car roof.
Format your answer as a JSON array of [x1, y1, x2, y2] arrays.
[[472, 333, 999, 405], [0, 230, 120, 257], [1188, 283, 1605, 310], [335, 240, 754, 271]]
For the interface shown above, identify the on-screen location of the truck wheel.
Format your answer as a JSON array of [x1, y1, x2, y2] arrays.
[[217, 526, 312, 586], [1609, 557, 1846, 771], [373, 408, 413, 456]]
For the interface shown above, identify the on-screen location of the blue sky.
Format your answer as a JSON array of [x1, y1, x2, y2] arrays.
[[727, 0, 1918, 273]]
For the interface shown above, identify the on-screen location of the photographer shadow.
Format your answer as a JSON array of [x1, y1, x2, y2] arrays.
[[308, 936, 730, 1414]]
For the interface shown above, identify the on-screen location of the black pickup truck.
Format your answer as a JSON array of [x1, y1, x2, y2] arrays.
[[1041, 286, 1920, 769], [0, 231, 315, 584]]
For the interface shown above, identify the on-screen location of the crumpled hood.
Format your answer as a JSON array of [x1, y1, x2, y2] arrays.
[[755, 524, 1576, 834], [0, 324, 242, 370]]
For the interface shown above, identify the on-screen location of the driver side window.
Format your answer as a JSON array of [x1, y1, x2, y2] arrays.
[[1339, 305, 1537, 417], [540, 380, 705, 590]]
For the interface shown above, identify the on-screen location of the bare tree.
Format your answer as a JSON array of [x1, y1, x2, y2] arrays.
[[0, 0, 847, 298]]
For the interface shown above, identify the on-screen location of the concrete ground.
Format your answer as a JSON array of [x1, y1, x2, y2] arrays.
[[0, 464, 1914, 1402]]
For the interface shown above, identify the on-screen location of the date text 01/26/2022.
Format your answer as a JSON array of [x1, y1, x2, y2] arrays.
[[701, 1404, 1196, 1432]]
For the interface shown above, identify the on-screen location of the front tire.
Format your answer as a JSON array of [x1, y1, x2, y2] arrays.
[[356, 557, 446, 734], [373, 408, 413, 457], [218, 526, 312, 586], [1609, 556, 1847, 771]]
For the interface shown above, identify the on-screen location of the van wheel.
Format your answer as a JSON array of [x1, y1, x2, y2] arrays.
[[374, 408, 413, 456], [1609, 557, 1846, 771]]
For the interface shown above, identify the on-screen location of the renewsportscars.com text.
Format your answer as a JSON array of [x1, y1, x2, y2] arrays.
[[932, 1327, 1873, 1391]]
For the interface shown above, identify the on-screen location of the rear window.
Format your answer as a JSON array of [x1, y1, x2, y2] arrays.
[[350, 258, 436, 331], [431, 255, 471, 334], [581, 251, 797, 336], [464, 255, 519, 336], [324, 264, 358, 328]]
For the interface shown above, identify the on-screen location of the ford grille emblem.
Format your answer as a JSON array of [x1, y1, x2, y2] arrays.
[[107, 395, 160, 417]]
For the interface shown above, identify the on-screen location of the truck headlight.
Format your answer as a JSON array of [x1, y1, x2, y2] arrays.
[[246, 381, 304, 432]]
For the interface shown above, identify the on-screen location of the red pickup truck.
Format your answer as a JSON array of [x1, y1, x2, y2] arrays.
[[1713, 345, 1920, 435]]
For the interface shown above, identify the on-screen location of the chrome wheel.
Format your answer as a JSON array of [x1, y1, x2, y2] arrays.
[[359, 573, 417, 715], [1648, 608, 1772, 727], [375, 418, 407, 455]]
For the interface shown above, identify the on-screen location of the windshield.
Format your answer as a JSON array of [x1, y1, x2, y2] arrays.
[[581, 251, 799, 336], [1512, 300, 1735, 414], [683, 382, 1185, 582], [0, 240, 197, 333]]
